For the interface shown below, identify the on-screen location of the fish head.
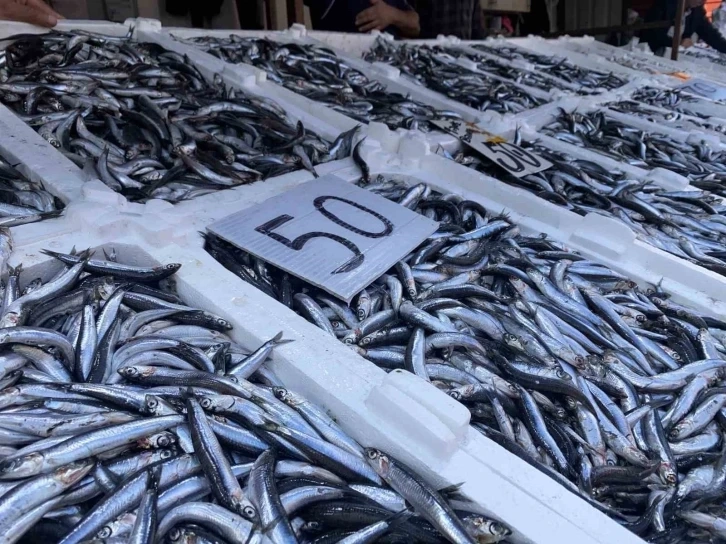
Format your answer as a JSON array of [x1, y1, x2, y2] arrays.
[[365, 448, 390, 477], [118, 365, 155, 380], [0, 452, 42, 478], [658, 462, 678, 486], [55, 459, 95, 486], [137, 431, 176, 450]]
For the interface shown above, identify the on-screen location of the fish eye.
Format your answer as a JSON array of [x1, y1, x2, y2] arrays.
[[169, 528, 182, 541], [449, 391, 461, 400], [366, 449, 379, 459], [273, 387, 287, 400], [200, 398, 212, 409], [161, 450, 173, 459], [243, 505, 256, 519], [97, 526, 112, 538], [157, 435, 172, 447], [146, 398, 158, 409], [227, 376, 238, 383]]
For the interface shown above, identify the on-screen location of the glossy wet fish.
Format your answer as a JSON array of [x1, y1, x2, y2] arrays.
[[205, 162, 726, 541], [443, 138, 726, 277], [0, 30, 351, 204], [542, 108, 726, 202], [469, 43, 626, 91], [0, 156, 62, 227], [176, 34, 462, 132], [0, 246, 501, 544], [363, 38, 545, 114]]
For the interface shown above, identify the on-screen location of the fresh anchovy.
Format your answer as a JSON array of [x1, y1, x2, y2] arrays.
[[0, 156, 61, 227], [469, 42, 626, 91], [0, 247, 495, 544], [363, 38, 545, 114], [0, 30, 351, 204], [447, 138, 726, 276], [205, 164, 726, 540], [542, 108, 726, 203], [176, 35, 461, 132], [607, 94, 726, 136]]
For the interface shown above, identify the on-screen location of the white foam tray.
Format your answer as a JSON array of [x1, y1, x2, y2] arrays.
[[5, 148, 647, 544]]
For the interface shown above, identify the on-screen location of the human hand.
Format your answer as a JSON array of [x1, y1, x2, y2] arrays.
[[0, 0, 62, 27], [355, 0, 398, 33], [681, 38, 694, 48]]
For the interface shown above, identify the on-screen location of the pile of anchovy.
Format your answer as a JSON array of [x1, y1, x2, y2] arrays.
[[469, 43, 627, 91], [442, 136, 726, 276], [682, 47, 726, 68], [433, 47, 576, 95], [0, 31, 349, 204], [206, 170, 726, 541], [0, 239, 511, 544], [176, 35, 461, 132], [541, 109, 726, 198], [606, 100, 726, 137], [0, 156, 62, 227], [363, 39, 546, 114]]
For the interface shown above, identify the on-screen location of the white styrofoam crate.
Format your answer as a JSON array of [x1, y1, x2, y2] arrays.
[[5, 172, 643, 544]]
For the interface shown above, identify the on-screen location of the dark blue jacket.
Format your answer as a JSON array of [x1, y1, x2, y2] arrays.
[[641, 0, 726, 54], [305, 0, 412, 35]]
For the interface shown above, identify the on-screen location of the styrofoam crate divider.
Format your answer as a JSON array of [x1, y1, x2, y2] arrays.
[[2, 184, 642, 544]]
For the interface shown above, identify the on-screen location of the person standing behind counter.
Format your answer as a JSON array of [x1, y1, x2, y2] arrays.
[[305, 0, 421, 37], [641, 0, 726, 55]]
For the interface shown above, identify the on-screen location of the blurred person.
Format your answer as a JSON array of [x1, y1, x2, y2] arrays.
[[306, 0, 420, 37], [641, 0, 726, 55], [0, 0, 60, 26], [416, 0, 484, 39]]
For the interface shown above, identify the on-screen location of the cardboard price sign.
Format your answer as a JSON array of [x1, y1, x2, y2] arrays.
[[432, 119, 551, 177], [207, 176, 439, 302]]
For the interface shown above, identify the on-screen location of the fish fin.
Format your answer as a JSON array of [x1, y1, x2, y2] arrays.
[[437, 482, 464, 496]]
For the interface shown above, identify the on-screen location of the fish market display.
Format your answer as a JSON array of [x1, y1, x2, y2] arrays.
[[542, 109, 726, 198], [0, 156, 62, 227], [0, 31, 348, 204], [206, 170, 726, 541], [0, 245, 507, 544], [175, 35, 461, 132], [443, 137, 726, 276], [469, 43, 627, 91], [363, 39, 546, 114]]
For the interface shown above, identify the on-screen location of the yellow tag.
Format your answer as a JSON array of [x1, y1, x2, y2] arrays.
[[668, 72, 691, 81]]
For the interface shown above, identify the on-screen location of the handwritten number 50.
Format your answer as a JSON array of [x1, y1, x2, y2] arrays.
[[255, 196, 394, 274]]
